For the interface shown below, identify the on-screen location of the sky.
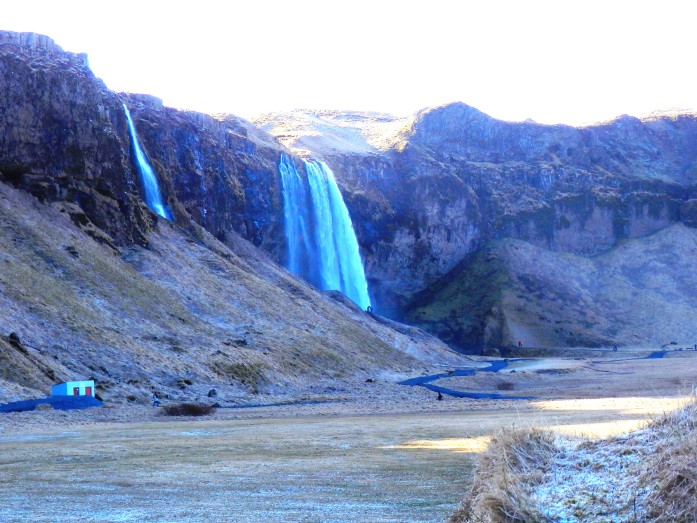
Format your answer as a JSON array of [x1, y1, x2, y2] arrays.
[[3, 0, 697, 125]]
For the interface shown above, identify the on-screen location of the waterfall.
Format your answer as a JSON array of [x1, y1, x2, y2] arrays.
[[279, 155, 313, 278], [123, 104, 172, 220], [279, 155, 371, 310]]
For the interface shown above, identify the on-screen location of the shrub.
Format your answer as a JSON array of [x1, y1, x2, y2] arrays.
[[640, 401, 697, 522], [496, 381, 515, 391], [160, 402, 216, 417], [449, 426, 557, 523]]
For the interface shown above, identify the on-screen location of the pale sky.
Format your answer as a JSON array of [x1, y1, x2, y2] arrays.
[[3, 0, 696, 125]]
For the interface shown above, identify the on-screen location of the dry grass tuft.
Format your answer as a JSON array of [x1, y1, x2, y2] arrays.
[[449, 426, 557, 523], [449, 399, 697, 522], [640, 401, 697, 522], [496, 381, 515, 391], [160, 403, 216, 417]]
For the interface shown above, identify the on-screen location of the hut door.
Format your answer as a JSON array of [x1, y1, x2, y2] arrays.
[[73, 387, 80, 395], [85, 387, 92, 396]]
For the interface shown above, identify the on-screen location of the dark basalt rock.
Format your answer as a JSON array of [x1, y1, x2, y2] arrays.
[[8, 332, 21, 347], [0, 32, 154, 246], [121, 94, 287, 255], [680, 199, 697, 228], [0, 30, 289, 256], [258, 105, 697, 351]]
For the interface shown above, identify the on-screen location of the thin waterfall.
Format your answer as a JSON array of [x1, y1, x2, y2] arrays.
[[123, 104, 172, 220], [279, 154, 371, 310]]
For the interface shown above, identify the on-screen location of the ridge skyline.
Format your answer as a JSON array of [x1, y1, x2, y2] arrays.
[[3, 0, 696, 126]]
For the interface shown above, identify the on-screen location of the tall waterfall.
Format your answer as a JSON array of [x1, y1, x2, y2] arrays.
[[279, 155, 371, 310], [123, 104, 172, 220]]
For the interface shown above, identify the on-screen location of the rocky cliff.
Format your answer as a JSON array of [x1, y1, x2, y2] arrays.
[[4, 29, 697, 361], [121, 94, 287, 254], [0, 31, 295, 256], [0, 31, 462, 402], [0, 31, 152, 247], [257, 104, 697, 351]]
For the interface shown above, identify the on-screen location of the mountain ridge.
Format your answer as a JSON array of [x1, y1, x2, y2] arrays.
[[3, 29, 697, 365], [257, 101, 697, 350]]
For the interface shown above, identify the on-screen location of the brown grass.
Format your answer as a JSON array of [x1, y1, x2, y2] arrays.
[[211, 361, 267, 391], [451, 400, 697, 522], [160, 403, 216, 417], [449, 426, 557, 523], [0, 181, 459, 406], [639, 401, 697, 522], [496, 381, 515, 391]]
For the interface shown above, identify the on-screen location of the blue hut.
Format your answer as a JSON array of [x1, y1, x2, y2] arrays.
[[52, 380, 95, 397]]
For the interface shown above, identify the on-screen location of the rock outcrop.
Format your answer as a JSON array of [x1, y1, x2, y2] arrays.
[[121, 94, 287, 254], [0, 31, 289, 256], [0, 32, 153, 246], [258, 104, 697, 351]]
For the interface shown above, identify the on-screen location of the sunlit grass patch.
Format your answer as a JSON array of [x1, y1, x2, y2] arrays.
[[532, 396, 687, 415], [548, 419, 649, 439], [390, 436, 491, 453]]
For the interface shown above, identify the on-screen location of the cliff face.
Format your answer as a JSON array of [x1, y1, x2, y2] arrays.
[[0, 32, 288, 256], [122, 95, 286, 254], [0, 32, 151, 247], [258, 104, 697, 350], [0, 32, 461, 401], [4, 29, 697, 356], [406, 224, 697, 350]]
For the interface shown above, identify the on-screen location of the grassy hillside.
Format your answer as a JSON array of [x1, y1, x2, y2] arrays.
[[0, 182, 460, 403]]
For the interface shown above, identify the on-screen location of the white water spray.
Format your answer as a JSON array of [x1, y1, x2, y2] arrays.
[[279, 155, 371, 310]]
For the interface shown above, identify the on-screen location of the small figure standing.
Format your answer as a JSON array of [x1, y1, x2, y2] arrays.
[[152, 393, 161, 407], [437, 391, 443, 401], [612, 344, 618, 352], [518, 340, 523, 348]]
